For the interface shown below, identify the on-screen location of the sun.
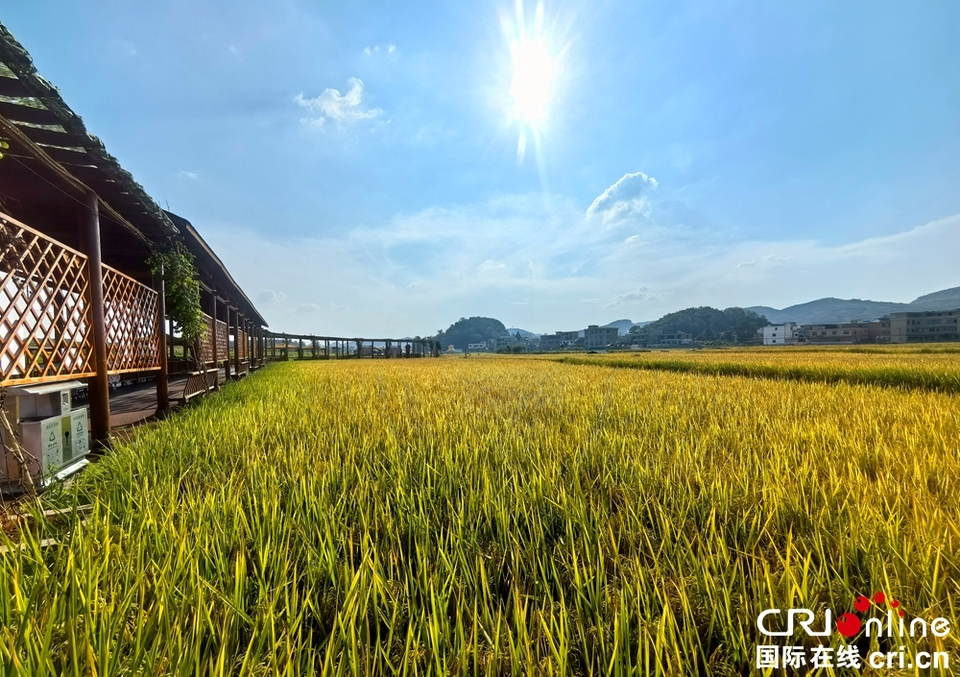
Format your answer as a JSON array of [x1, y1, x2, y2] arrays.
[[503, 1, 562, 164], [510, 38, 555, 125]]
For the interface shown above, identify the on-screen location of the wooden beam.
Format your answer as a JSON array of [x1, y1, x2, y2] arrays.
[[154, 265, 169, 413], [0, 114, 151, 245], [0, 77, 28, 97], [0, 101, 62, 127], [36, 145, 94, 165], [14, 125, 73, 147], [209, 294, 219, 389], [81, 191, 111, 449], [232, 308, 241, 377]]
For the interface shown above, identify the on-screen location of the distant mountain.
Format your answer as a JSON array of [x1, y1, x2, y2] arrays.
[[747, 286, 960, 325], [506, 328, 539, 339], [747, 299, 908, 324], [909, 286, 960, 311], [601, 319, 635, 335]]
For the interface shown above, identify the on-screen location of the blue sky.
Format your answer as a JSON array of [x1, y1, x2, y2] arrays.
[[3, 0, 959, 335]]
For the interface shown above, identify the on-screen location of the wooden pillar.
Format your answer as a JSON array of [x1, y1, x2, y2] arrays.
[[232, 309, 241, 377], [154, 263, 169, 413], [81, 191, 110, 448], [210, 295, 219, 389], [168, 318, 175, 359], [224, 307, 232, 378]]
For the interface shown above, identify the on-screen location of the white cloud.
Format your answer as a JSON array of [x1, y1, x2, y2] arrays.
[[587, 172, 659, 223], [478, 260, 507, 272], [176, 170, 200, 181], [294, 78, 382, 128], [257, 289, 286, 304], [363, 44, 396, 56], [608, 287, 664, 307]]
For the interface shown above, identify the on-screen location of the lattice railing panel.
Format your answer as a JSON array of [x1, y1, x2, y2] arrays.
[[215, 320, 228, 360], [102, 265, 160, 373], [0, 212, 95, 385], [199, 312, 214, 364], [237, 329, 248, 360]]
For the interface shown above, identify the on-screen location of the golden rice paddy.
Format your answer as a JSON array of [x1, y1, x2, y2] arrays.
[[2, 353, 959, 675]]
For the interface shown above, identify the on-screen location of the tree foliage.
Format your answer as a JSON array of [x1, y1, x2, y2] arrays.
[[634, 306, 770, 344], [147, 244, 206, 343], [436, 317, 508, 351]]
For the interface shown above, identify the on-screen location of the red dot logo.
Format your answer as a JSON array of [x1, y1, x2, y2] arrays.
[[891, 600, 900, 608], [873, 591, 886, 605], [837, 613, 862, 638], [854, 595, 871, 612]]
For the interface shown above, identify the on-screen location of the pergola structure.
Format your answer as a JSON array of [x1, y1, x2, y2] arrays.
[[0, 23, 265, 452], [264, 332, 441, 360], [166, 212, 268, 388]]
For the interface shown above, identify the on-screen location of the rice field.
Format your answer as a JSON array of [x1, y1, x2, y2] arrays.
[[553, 345, 960, 394], [2, 355, 960, 675]]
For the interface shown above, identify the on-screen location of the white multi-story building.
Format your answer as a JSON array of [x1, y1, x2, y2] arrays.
[[762, 323, 800, 346]]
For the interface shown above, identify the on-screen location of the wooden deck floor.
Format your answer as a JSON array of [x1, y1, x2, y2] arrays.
[[107, 369, 227, 429]]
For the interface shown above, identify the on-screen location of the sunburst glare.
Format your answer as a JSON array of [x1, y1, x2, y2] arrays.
[[506, 1, 559, 164]]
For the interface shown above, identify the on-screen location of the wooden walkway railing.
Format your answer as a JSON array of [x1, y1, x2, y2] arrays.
[[0, 211, 161, 386]]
